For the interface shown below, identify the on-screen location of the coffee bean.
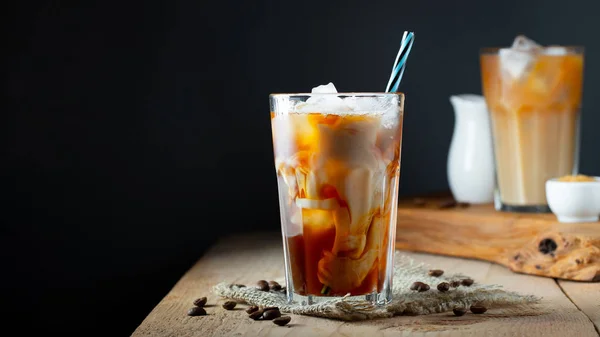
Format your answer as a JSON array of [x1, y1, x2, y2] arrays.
[[410, 281, 430, 292], [410, 281, 422, 290], [450, 280, 461, 288], [256, 280, 270, 291], [249, 310, 264, 320], [428, 269, 444, 277], [269, 281, 282, 291], [187, 307, 207, 316], [279, 287, 287, 293], [222, 301, 237, 310], [273, 315, 291, 326], [452, 307, 467, 316], [261, 306, 280, 312], [470, 305, 487, 314], [246, 305, 259, 314], [438, 199, 457, 209], [193, 297, 207, 307], [263, 309, 281, 320], [437, 282, 450, 292], [461, 278, 474, 286]]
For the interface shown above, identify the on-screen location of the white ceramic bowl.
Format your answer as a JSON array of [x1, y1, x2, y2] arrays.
[[546, 176, 600, 223]]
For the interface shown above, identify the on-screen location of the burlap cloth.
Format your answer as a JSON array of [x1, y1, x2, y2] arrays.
[[213, 252, 540, 321]]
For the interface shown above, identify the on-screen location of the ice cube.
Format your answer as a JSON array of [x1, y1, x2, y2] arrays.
[[499, 48, 536, 80], [296, 197, 339, 210], [511, 35, 542, 51], [296, 82, 350, 113], [343, 96, 384, 113], [544, 46, 568, 56], [311, 82, 338, 94], [499, 35, 545, 80]]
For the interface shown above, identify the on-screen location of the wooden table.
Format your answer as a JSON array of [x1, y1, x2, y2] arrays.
[[132, 232, 600, 337]]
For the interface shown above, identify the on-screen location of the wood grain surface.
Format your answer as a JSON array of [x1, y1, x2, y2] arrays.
[[396, 196, 600, 281], [131, 232, 600, 337]]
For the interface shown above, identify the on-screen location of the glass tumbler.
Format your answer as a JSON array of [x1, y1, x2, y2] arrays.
[[269, 92, 404, 305], [480, 47, 584, 212]]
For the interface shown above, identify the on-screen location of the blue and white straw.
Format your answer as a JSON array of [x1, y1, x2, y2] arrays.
[[385, 31, 415, 93]]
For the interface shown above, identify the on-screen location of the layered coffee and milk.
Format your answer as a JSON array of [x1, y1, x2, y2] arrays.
[[270, 84, 403, 297], [480, 36, 584, 209]]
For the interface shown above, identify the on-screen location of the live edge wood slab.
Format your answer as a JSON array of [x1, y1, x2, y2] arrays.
[[395, 195, 600, 282]]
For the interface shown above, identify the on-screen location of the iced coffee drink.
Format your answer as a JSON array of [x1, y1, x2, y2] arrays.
[[270, 83, 404, 304], [480, 36, 584, 212]]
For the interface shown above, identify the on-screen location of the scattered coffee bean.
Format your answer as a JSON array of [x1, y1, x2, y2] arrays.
[[450, 280, 461, 288], [470, 305, 487, 314], [438, 199, 457, 209], [273, 315, 291, 326], [256, 280, 270, 291], [249, 310, 264, 320], [457, 202, 470, 208], [261, 306, 280, 312], [246, 305, 259, 314], [410, 281, 430, 292], [269, 281, 282, 291], [410, 281, 421, 290], [437, 282, 450, 292], [428, 269, 444, 277], [413, 198, 426, 206], [452, 307, 467, 316], [222, 301, 237, 310], [461, 278, 474, 287], [187, 307, 207, 316], [193, 297, 207, 307], [263, 309, 282, 320]]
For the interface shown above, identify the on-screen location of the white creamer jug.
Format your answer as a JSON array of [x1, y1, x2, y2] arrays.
[[447, 94, 494, 204]]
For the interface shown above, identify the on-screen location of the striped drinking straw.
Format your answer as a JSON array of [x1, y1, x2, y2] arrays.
[[319, 32, 416, 297], [385, 31, 415, 93]]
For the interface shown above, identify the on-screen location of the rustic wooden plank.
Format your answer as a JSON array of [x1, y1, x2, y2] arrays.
[[396, 196, 600, 281], [131, 232, 599, 337], [558, 279, 600, 334], [395, 251, 599, 336]]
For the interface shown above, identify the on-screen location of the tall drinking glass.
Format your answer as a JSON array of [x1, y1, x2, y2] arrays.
[[480, 46, 584, 212], [270, 93, 404, 305]]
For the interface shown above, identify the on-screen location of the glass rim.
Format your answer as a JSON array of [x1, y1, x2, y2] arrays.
[[480, 46, 585, 55], [270, 92, 404, 98]]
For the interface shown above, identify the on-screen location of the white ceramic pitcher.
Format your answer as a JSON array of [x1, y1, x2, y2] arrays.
[[447, 94, 495, 204]]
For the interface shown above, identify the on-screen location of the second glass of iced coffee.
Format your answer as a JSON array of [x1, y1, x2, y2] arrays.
[[480, 36, 584, 212]]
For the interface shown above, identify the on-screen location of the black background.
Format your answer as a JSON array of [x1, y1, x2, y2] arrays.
[[5, 0, 600, 335]]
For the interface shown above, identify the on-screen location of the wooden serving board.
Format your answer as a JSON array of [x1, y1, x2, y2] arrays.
[[395, 194, 600, 282]]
